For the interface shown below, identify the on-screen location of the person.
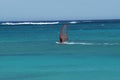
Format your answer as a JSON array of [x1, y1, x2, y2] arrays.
[[59, 25, 68, 43]]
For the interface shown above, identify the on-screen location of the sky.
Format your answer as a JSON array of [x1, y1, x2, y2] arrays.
[[0, 0, 120, 21]]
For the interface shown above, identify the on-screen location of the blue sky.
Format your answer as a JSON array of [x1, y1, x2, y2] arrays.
[[0, 0, 120, 21]]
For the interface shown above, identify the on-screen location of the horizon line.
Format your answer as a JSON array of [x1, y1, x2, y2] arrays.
[[1, 19, 120, 22]]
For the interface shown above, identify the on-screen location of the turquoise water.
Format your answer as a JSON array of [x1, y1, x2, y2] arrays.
[[0, 21, 120, 80]]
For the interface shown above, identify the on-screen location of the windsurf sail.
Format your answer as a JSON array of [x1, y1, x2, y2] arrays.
[[59, 25, 68, 43]]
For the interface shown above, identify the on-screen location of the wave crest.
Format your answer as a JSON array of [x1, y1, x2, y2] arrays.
[[1, 22, 59, 25], [69, 21, 77, 24], [56, 42, 120, 45]]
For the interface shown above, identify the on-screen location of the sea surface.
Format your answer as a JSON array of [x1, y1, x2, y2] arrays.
[[0, 20, 120, 80]]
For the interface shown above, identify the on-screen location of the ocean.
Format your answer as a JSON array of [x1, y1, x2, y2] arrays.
[[0, 20, 120, 80]]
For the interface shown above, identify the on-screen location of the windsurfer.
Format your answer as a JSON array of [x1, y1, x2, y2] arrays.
[[59, 25, 68, 43]]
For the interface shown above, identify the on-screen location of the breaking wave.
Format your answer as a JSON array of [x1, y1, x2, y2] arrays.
[[1, 22, 59, 25], [56, 42, 120, 45], [69, 21, 77, 24]]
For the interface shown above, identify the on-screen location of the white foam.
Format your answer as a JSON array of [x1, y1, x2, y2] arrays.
[[69, 21, 77, 24], [56, 42, 120, 45], [1, 22, 59, 25], [56, 42, 93, 45]]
